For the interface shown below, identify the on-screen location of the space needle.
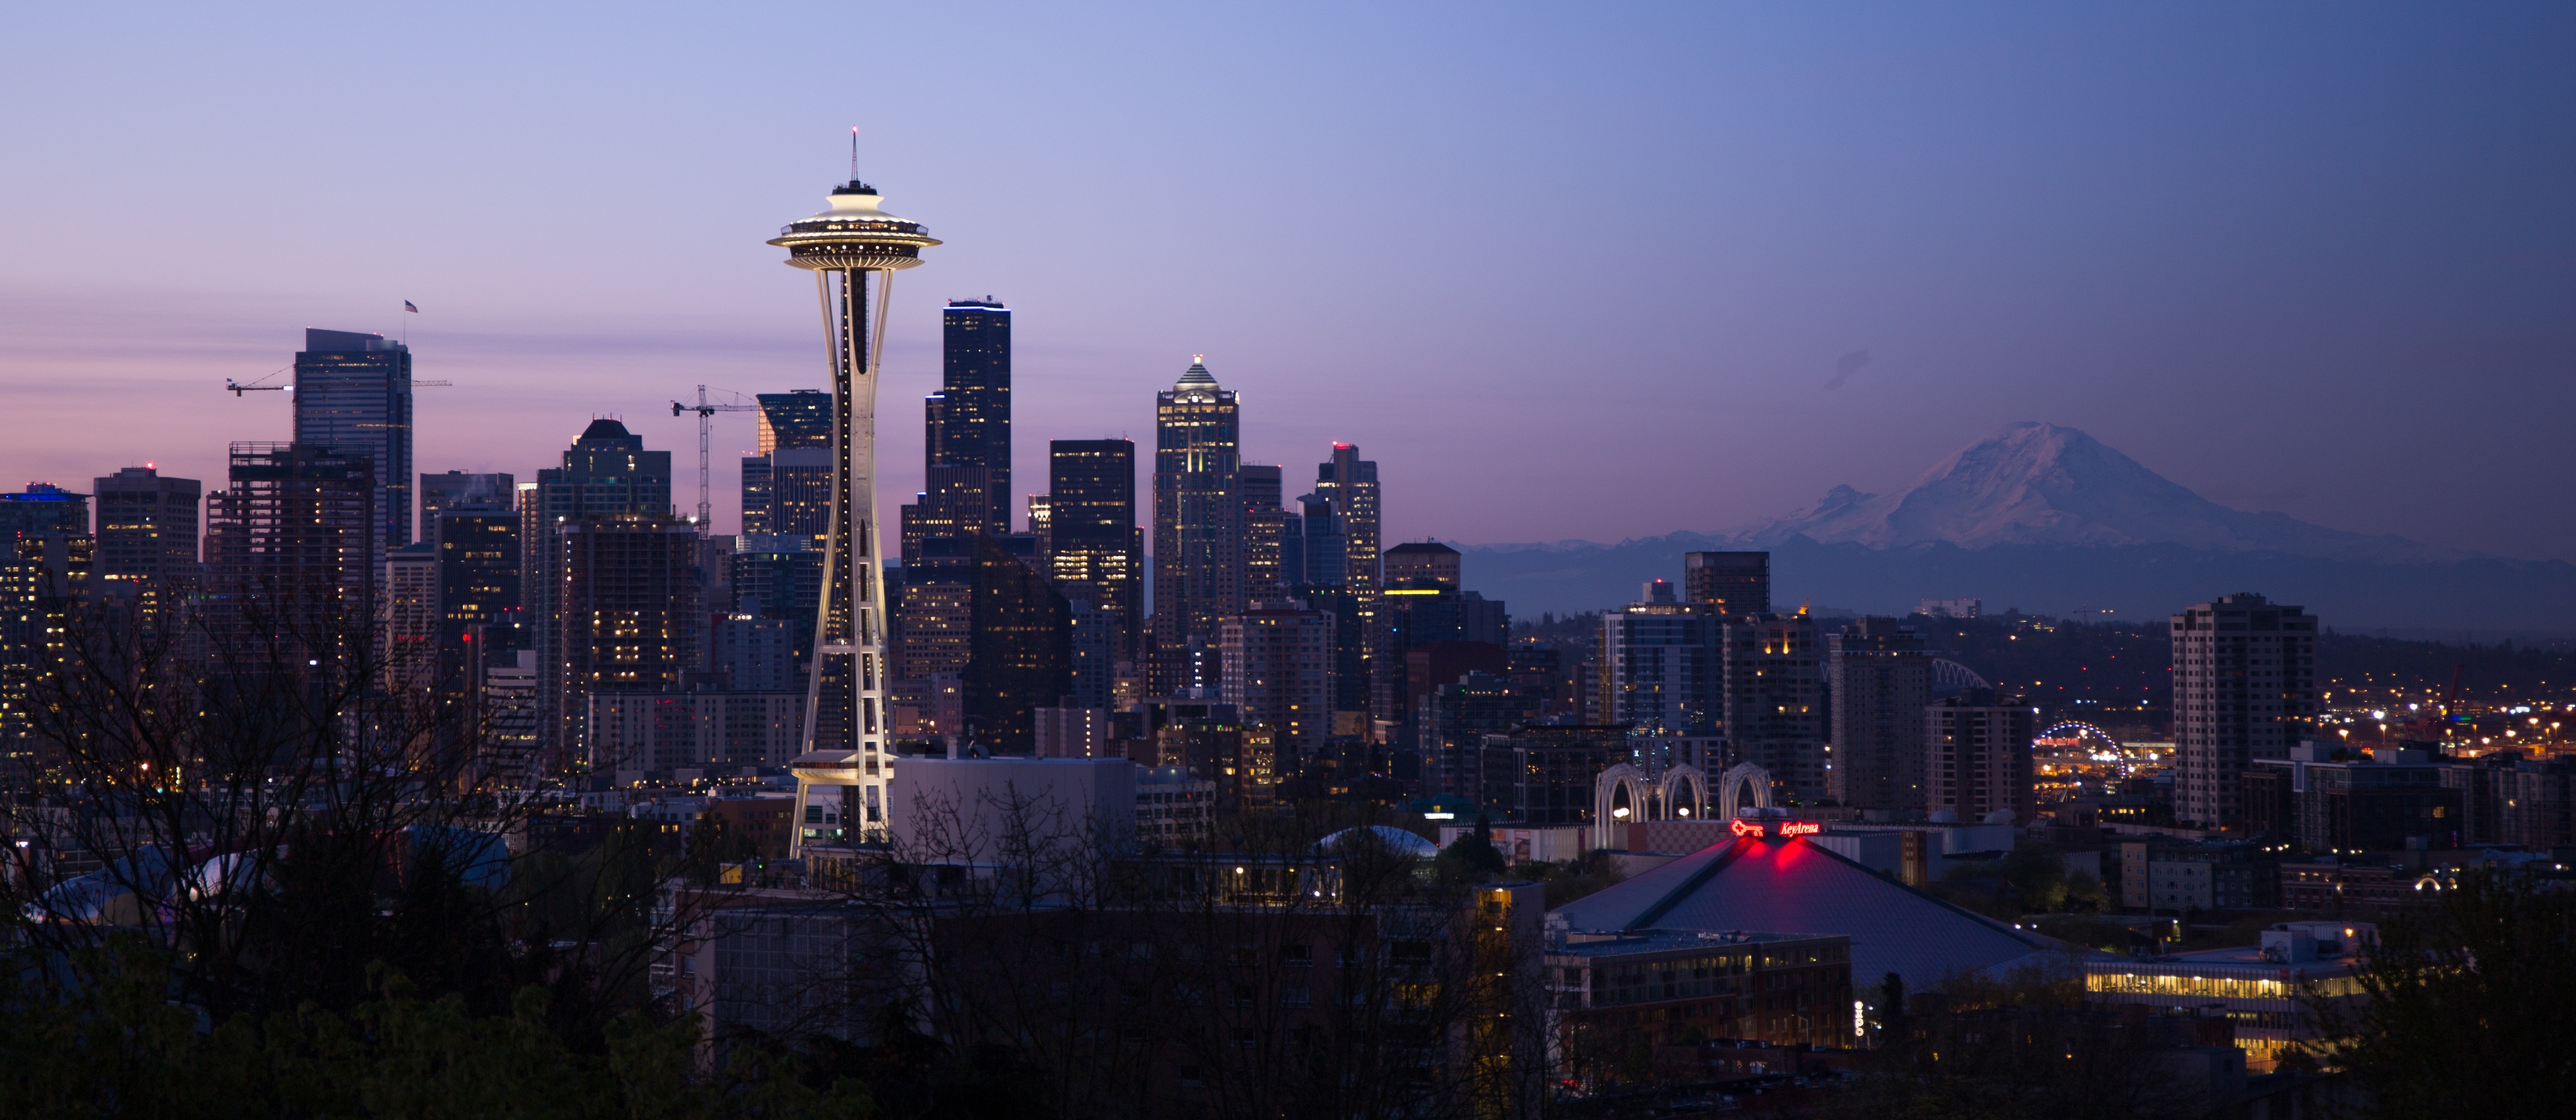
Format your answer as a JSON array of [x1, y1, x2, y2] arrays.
[[772, 150, 939, 856]]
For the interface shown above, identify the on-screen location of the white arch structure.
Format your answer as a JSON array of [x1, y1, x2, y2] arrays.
[[1595, 763, 1711, 828], [1716, 762, 1773, 821]]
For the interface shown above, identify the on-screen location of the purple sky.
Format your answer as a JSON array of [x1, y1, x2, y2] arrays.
[[5, 4, 2573, 559]]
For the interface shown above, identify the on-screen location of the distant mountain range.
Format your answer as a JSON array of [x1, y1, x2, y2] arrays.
[[1461, 423, 2576, 634]]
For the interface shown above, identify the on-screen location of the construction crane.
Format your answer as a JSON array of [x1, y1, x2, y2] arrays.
[[225, 372, 451, 394], [671, 385, 759, 528]]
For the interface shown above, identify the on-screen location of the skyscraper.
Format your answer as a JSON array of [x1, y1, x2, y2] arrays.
[[1826, 617, 1932, 812], [1684, 552, 1770, 614], [1241, 464, 1287, 603], [1151, 359, 1243, 697], [767, 173, 940, 852], [292, 330, 412, 568], [420, 471, 515, 527], [555, 515, 701, 766], [204, 444, 376, 634], [0, 484, 92, 773], [966, 536, 1070, 753], [729, 538, 824, 671], [383, 542, 439, 693], [1722, 612, 1826, 802], [1314, 444, 1381, 725], [742, 390, 830, 538], [2172, 593, 2318, 827], [1927, 691, 2036, 825], [1221, 602, 1335, 765], [755, 390, 833, 453], [1047, 439, 1141, 663], [938, 300, 1011, 533], [526, 420, 673, 759], [1599, 594, 1721, 735], [91, 467, 200, 587], [434, 502, 519, 715], [1294, 491, 1346, 588], [1314, 443, 1380, 596], [1382, 541, 1461, 589]]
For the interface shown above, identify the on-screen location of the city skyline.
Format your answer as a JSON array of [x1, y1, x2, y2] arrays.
[[6, 5, 2575, 564]]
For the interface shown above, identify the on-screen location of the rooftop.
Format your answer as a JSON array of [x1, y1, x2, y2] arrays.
[[1553, 833, 2083, 989], [1547, 928, 1843, 960]]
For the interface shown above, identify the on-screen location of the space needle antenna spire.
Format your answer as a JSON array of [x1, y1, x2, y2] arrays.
[[770, 141, 941, 856]]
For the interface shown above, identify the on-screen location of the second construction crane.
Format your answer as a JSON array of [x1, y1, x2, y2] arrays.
[[672, 385, 758, 528]]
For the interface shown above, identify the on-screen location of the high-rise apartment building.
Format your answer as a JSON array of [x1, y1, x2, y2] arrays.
[[205, 444, 377, 635], [900, 467, 995, 564], [1383, 541, 1461, 589], [1314, 444, 1382, 723], [2172, 593, 2318, 827], [527, 421, 673, 760], [895, 540, 975, 686], [420, 471, 514, 526], [1927, 691, 2036, 825], [0, 486, 89, 543], [712, 615, 798, 692], [1599, 595, 1721, 735], [0, 485, 92, 772], [768, 446, 835, 542], [742, 390, 831, 538], [1151, 360, 1243, 696], [1722, 613, 1826, 802], [966, 536, 1069, 754], [1684, 552, 1770, 615], [434, 506, 519, 705], [553, 515, 701, 764], [1064, 597, 1116, 711], [1221, 603, 1335, 764], [383, 542, 439, 693], [1294, 492, 1346, 588], [1241, 465, 1287, 603], [292, 330, 413, 567], [755, 390, 833, 453], [1314, 444, 1380, 596], [1025, 496, 1052, 564], [1827, 617, 1933, 812], [937, 300, 1011, 533], [91, 466, 200, 595], [1048, 439, 1143, 664], [729, 537, 822, 660]]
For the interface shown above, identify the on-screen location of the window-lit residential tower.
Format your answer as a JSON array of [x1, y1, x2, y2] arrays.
[[2171, 593, 2317, 827], [1048, 439, 1141, 663], [92, 466, 200, 587], [768, 174, 939, 854]]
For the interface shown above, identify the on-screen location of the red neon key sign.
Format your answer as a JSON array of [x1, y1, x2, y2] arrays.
[[1730, 819, 1822, 839]]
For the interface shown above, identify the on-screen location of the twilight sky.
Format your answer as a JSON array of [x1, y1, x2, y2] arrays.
[[5, 3, 2573, 560]]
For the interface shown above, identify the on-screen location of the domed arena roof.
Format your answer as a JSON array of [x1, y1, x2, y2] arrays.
[[1314, 826, 1439, 859]]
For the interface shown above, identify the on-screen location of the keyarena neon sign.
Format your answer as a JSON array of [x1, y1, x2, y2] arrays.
[[1730, 819, 1823, 838]]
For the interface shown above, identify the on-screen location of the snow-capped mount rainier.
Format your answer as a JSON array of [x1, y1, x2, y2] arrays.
[[1729, 422, 2461, 564], [1459, 422, 2574, 632]]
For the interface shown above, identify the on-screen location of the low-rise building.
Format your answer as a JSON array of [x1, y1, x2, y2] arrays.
[[2243, 743, 2460, 854], [2121, 839, 2276, 911], [2278, 860, 2411, 914], [2083, 921, 2374, 1069], [1135, 765, 1214, 846], [1545, 929, 1853, 1090]]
